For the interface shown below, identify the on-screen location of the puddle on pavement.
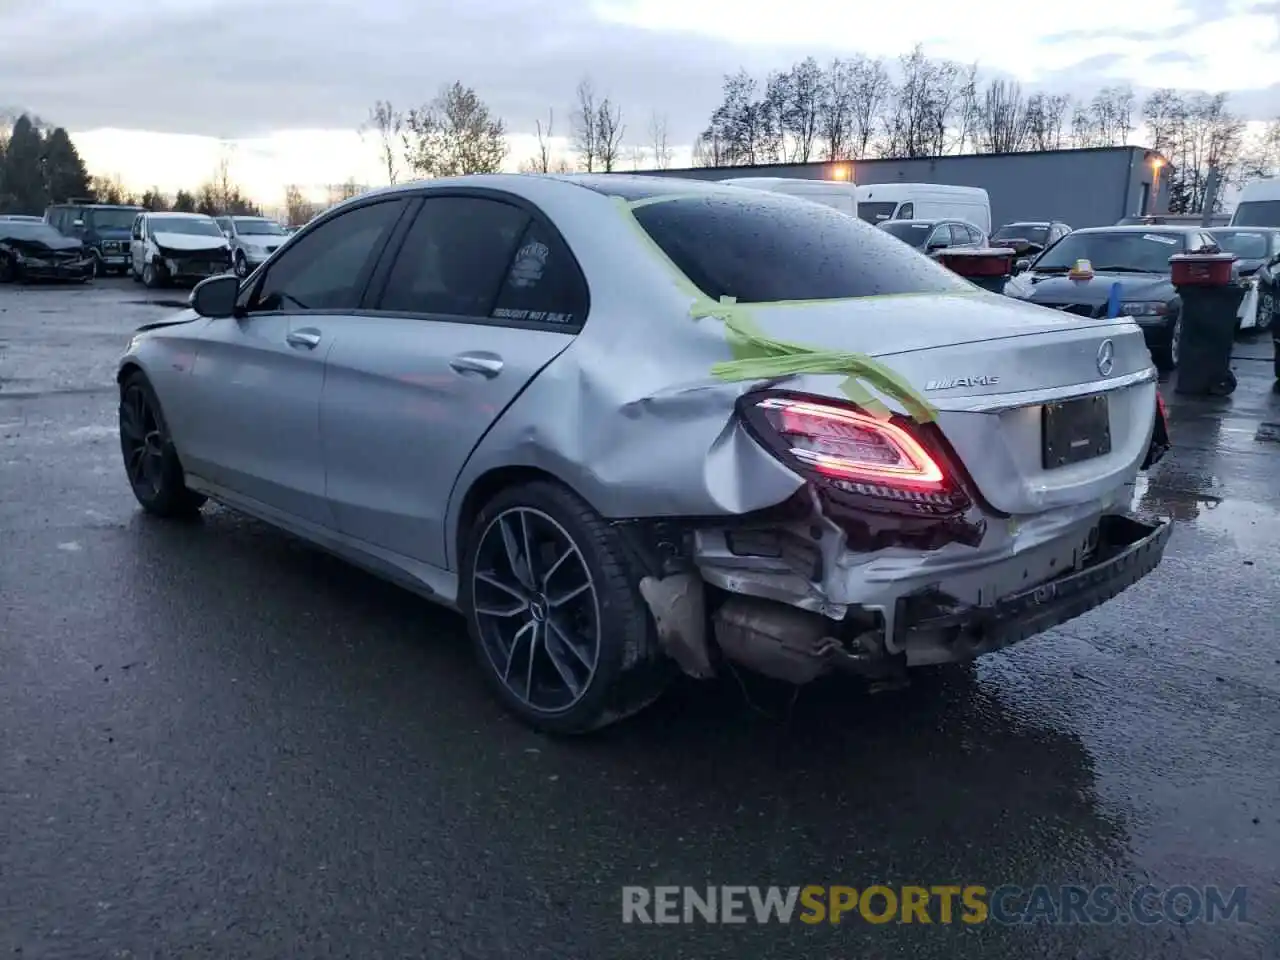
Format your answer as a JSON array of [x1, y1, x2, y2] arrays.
[[1132, 475, 1275, 554]]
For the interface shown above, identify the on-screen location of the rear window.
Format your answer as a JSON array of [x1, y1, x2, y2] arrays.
[[879, 221, 932, 246], [631, 194, 971, 303], [993, 224, 1049, 242]]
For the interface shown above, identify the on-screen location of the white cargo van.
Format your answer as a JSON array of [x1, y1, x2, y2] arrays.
[[856, 183, 992, 235], [1230, 177, 1280, 227], [720, 177, 861, 217]]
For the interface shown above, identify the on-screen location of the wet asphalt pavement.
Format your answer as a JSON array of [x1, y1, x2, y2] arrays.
[[1, 278, 1278, 960]]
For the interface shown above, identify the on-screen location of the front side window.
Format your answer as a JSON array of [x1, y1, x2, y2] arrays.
[[377, 196, 529, 317], [246, 199, 405, 313], [632, 194, 972, 303], [897, 202, 914, 219], [949, 224, 970, 246], [857, 201, 897, 224], [91, 208, 140, 231]]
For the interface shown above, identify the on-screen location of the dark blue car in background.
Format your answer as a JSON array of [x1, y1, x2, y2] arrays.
[[45, 201, 143, 276]]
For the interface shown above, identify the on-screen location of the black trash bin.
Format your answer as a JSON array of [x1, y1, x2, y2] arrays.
[[1170, 252, 1245, 397], [933, 247, 1016, 294]]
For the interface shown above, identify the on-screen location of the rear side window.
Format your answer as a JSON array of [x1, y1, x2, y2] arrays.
[[949, 224, 970, 245], [632, 195, 970, 303], [1232, 200, 1280, 227], [378, 196, 529, 317], [491, 219, 589, 327]]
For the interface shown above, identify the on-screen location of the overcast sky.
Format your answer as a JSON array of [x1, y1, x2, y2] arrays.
[[2, 0, 1277, 204]]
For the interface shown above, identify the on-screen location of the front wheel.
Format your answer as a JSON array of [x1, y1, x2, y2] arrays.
[[141, 262, 164, 289], [118, 372, 206, 518], [1152, 315, 1180, 372], [459, 481, 669, 735], [1258, 291, 1275, 333], [234, 252, 249, 278]]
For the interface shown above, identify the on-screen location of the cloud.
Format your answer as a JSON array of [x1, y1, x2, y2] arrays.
[[0, 0, 834, 145], [1, 0, 1276, 154], [1145, 51, 1200, 65]]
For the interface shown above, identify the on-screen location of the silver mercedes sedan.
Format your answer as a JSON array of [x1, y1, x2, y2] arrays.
[[117, 174, 1172, 734]]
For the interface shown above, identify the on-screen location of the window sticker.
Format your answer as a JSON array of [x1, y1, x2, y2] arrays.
[[509, 240, 549, 288], [1143, 234, 1178, 245]]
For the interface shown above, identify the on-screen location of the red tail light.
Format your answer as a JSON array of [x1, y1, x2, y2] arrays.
[[1156, 390, 1167, 420], [740, 393, 972, 516]]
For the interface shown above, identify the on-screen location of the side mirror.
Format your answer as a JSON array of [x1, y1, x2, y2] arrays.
[[1013, 258, 1031, 275], [190, 274, 240, 319]]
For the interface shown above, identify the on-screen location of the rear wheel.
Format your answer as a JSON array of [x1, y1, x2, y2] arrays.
[[118, 372, 206, 518], [459, 481, 669, 735]]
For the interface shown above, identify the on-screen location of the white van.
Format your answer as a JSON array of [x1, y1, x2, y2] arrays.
[[856, 184, 992, 235], [720, 177, 861, 217], [1230, 177, 1280, 227]]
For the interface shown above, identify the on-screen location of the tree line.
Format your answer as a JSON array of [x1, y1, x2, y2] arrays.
[[0, 114, 271, 219], [692, 46, 1280, 213], [363, 52, 1279, 215]]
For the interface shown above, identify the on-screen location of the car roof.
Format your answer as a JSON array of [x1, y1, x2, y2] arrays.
[[1073, 224, 1203, 234], [1209, 225, 1280, 233], [148, 211, 214, 218], [880, 218, 959, 226]]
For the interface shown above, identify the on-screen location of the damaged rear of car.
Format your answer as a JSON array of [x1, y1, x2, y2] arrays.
[[447, 176, 1172, 733]]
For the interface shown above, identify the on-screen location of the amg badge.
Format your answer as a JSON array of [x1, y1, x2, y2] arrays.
[[925, 375, 1001, 391]]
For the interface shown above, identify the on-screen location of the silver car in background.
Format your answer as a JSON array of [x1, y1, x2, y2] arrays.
[[214, 215, 291, 278], [117, 174, 1172, 734]]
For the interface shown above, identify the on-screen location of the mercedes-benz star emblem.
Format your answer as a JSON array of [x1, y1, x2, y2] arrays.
[[1096, 338, 1115, 377]]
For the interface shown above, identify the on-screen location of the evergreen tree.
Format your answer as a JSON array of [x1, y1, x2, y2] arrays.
[[1, 115, 48, 214], [43, 127, 90, 202]]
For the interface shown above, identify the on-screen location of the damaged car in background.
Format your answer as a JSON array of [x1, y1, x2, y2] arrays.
[[116, 175, 1173, 735], [0, 219, 95, 283], [129, 211, 232, 288]]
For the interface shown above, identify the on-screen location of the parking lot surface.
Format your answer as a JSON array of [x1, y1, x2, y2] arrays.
[[2, 277, 1278, 959]]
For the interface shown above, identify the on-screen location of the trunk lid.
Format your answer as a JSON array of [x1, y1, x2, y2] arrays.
[[747, 292, 1157, 515]]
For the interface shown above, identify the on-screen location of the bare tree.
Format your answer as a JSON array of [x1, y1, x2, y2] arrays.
[[595, 96, 625, 172], [1089, 85, 1136, 146], [648, 111, 673, 169], [361, 100, 403, 184], [283, 184, 317, 226], [883, 45, 959, 157], [849, 56, 890, 159], [777, 57, 824, 162], [570, 78, 599, 172], [818, 58, 855, 160], [403, 81, 508, 177], [626, 144, 647, 170], [978, 78, 1031, 153], [952, 63, 981, 154], [520, 109, 556, 173], [327, 179, 364, 204], [1026, 93, 1071, 151]]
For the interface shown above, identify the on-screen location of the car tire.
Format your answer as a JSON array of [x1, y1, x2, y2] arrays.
[[1152, 315, 1180, 372], [1259, 291, 1274, 333], [142, 262, 162, 289], [118, 371, 206, 519], [234, 251, 248, 278], [459, 480, 670, 735]]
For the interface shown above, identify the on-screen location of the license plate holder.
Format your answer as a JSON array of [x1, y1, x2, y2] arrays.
[[1042, 394, 1111, 469]]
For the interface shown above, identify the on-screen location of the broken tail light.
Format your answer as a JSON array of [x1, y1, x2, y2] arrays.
[[739, 392, 973, 518]]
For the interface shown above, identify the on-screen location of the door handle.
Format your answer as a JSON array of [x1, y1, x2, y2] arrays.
[[286, 328, 322, 350], [449, 353, 503, 377]]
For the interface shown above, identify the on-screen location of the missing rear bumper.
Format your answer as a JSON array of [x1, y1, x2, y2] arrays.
[[893, 513, 1172, 662]]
